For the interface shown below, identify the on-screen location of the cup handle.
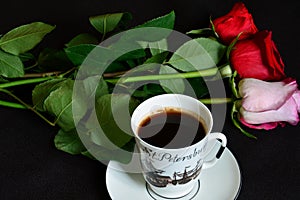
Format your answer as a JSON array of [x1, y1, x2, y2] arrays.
[[202, 132, 227, 170]]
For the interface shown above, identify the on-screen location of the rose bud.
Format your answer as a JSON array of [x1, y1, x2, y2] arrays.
[[238, 78, 300, 130], [230, 30, 286, 81], [212, 2, 258, 45]]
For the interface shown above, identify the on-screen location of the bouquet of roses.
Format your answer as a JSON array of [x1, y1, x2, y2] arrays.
[[212, 2, 300, 132], [0, 2, 299, 162]]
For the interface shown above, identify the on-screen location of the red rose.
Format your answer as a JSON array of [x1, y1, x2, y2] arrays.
[[230, 30, 285, 81], [212, 2, 258, 45]]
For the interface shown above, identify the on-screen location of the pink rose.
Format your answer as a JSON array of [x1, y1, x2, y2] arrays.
[[238, 78, 300, 130], [212, 2, 258, 45]]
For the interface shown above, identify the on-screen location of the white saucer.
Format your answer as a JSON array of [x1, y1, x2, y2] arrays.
[[106, 142, 241, 200]]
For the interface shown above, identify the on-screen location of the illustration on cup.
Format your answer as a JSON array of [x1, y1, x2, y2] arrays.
[[142, 157, 202, 188]]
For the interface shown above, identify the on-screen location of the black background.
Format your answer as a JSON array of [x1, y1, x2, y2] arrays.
[[0, 0, 299, 199]]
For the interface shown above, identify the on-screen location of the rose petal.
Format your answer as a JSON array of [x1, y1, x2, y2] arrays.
[[261, 31, 285, 80], [240, 96, 299, 126], [292, 90, 300, 113], [230, 31, 286, 81], [239, 118, 281, 130], [213, 2, 258, 45], [239, 78, 298, 112]]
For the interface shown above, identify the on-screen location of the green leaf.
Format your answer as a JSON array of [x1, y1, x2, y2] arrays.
[[127, 11, 175, 43], [187, 77, 209, 99], [54, 129, 86, 155], [0, 49, 24, 78], [132, 83, 166, 99], [209, 17, 219, 39], [126, 60, 137, 68], [105, 61, 128, 73], [229, 71, 240, 98], [0, 22, 55, 55], [64, 44, 96, 66], [231, 101, 257, 139], [38, 48, 74, 71], [115, 48, 146, 61], [139, 38, 168, 56], [65, 33, 99, 47], [19, 52, 35, 62], [168, 37, 226, 72], [43, 79, 82, 132], [89, 12, 132, 35], [0, 76, 8, 82], [84, 110, 115, 149], [136, 11, 175, 29], [144, 51, 169, 64], [149, 38, 168, 55], [84, 76, 109, 99], [106, 37, 147, 62], [94, 94, 139, 148], [143, 84, 166, 95], [106, 11, 174, 46], [64, 44, 114, 72], [32, 78, 66, 111], [159, 65, 185, 93], [226, 32, 243, 59], [70, 77, 110, 150], [186, 28, 215, 37]]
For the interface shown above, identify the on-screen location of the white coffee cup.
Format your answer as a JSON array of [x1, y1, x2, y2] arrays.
[[131, 94, 227, 198]]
